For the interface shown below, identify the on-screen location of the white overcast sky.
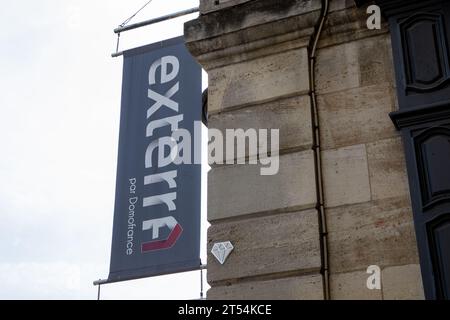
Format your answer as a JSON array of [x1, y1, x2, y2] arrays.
[[0, 0, 210, 299]]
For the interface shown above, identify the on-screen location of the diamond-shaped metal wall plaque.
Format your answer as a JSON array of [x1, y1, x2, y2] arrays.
[[211, 241, 234, 265]]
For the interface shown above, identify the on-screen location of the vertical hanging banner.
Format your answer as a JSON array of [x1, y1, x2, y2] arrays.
[[108, 36, 202, 283]]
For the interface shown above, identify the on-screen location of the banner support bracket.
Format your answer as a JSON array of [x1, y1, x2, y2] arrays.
[[110, 7, 199, 58], [200, 263, 204, 299], [97, 282, 101, 300], [93, 265, 207, 287]]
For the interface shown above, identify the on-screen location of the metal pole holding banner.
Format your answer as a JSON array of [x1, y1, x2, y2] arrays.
[[97, 282, 101, 301], [93, 265, 207, 299], [114, 7, 199, 34], [111, 7, 199, 58], [93, 265, 207, 286], [200, 263, 204, 299], [93, 279, 109, 286]]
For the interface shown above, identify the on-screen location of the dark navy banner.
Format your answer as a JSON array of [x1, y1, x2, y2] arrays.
[[108, 37, 202, 283]]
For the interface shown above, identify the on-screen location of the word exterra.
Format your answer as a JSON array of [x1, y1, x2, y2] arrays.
[[134, 55, 280, 254]]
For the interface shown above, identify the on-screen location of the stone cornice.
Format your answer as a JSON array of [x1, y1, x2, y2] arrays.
[[185, 0, 387, 69], [184, 0, 321, 69], [187, 0, 321, 43]]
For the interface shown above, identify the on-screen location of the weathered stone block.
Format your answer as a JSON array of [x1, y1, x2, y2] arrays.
[[208, 150, 316, 221], [329, 0, 356, 12], [327, 197, 420, 274], [208, 95, 312, 162], [316, 34, 395, 94], [367, 137, 410, 201], [382, 264, 425, 300], [208, 274, 324, 300], [330, 269, 382, 300], [322, 144, 371, 208], [317, 85, 397, 150], [200, 0, 255, 14], [208, 48, 309, 113], [207, 210, 322, 284]]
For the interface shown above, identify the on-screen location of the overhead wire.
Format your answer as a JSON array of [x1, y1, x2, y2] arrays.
[[115, 0, 154, 55], [119, 0, 154, 28]]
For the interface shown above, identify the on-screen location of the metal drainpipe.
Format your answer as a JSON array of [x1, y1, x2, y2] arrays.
[[308, 0, 330, 300]]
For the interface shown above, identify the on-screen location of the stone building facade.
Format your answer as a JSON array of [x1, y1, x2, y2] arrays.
[[185, 0, 450, 299]]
